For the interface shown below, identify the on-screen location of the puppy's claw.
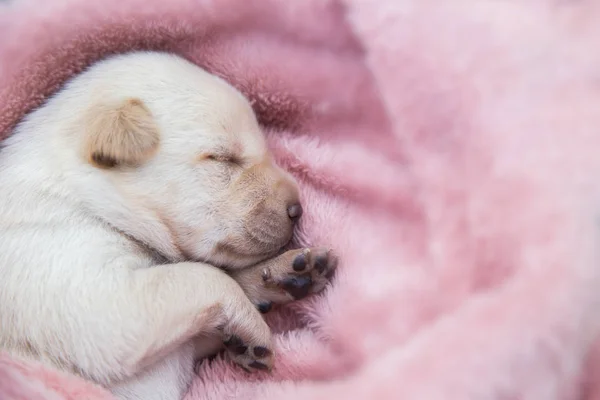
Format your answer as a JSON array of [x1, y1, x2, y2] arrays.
[[261, 268, 271, 282]]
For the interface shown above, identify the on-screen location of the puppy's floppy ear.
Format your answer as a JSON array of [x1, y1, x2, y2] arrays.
[[85, 98, 160, 169]]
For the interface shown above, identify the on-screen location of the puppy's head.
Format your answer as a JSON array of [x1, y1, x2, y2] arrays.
[[74, 53, 301, 268]]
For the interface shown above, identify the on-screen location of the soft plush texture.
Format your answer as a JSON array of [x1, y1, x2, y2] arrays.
[[3, 0, 600, 399]]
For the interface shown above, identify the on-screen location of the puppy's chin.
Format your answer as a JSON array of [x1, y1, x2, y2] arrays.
[[200, 234, 292, 270], [171, 218, 294, 268], [205, 249, 280, 270]]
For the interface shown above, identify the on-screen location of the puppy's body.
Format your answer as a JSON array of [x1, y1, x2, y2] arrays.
[[0, 52, 336, 399]]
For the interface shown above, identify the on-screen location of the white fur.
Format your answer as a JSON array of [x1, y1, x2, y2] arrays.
[[0, 52, 303, 399]]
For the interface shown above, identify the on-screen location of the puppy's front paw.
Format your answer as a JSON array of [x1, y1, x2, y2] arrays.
[[263, 248, 337, 301], [233, 248, 338, 312]]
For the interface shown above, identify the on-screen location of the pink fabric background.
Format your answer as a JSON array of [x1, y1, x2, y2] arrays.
[[2, 0, 600, 399]]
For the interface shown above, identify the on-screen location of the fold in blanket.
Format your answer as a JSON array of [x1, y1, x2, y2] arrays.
[[3, 1, 600, 399]]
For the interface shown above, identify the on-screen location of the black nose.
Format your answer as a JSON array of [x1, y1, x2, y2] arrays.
[[287, 203, 303, 221]]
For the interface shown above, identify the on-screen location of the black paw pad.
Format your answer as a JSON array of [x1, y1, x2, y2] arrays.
[[224, 335, 247, 355], [314, 254, 329, 274], [292, 253, 308, 271], [248, 361, 270, 371], [325, 268, 336, 280], [257, 302, 273, 314], [253, 346, 272, 358], [282, 275, 312, 299]]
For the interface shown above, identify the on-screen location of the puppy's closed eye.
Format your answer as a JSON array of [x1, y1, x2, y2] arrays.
[[203, 153, 242, 166]]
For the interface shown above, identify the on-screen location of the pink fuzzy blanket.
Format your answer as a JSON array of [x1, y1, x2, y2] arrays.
[[3, 0, 600, 399]]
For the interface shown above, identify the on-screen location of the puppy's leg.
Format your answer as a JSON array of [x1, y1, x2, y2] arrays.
[[110, 343, 195, 400], [230, 248, 338, 313], [62, 261, 274, 393], [120, 262, 274, 374], [111, 334, 225, 400]]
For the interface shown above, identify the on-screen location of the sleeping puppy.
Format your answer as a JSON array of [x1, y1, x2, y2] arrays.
[[0, 51, 337, 400]]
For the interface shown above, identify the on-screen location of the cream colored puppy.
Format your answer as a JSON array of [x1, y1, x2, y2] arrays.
[[0, 52, 337, 400]]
